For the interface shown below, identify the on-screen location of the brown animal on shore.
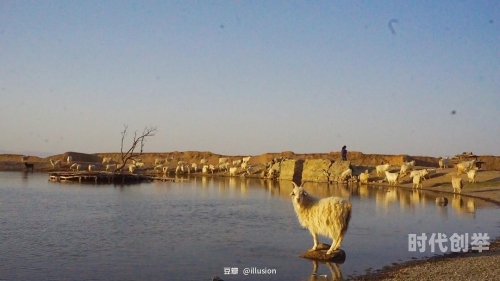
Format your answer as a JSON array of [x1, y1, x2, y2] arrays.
[[24, 162, 34, 172]]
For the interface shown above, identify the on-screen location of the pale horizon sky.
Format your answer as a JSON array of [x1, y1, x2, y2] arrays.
[[1, 1, 499, 158]]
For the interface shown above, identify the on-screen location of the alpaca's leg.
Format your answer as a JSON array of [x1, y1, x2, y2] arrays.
[[327, 234, 344, 254], [310, 231, 319, 250], [311, 260, 318, 276], [326, 242, 337, 254], [326, 262, 343, 280]]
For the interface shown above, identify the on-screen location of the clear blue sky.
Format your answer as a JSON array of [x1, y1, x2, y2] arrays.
[[1, 1, 499, 157]]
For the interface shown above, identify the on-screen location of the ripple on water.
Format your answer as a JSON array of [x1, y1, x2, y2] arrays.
[[0, 172, 498, 281]]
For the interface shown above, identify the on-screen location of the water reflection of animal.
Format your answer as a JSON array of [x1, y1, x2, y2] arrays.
[[466, 199, 476, 213], [380, 187, 398, 209], [410, 189, 422, 204], [24, 162, 34, 172], [452, 195, 464, 213], [290, 182, 352, 254], [452, 196, 476, 215], [309, 260, 343, 281]]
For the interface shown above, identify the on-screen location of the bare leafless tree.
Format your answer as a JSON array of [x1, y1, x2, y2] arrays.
[[116, 125, 157, 171]]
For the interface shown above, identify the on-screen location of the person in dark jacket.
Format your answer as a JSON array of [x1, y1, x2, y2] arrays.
[[341, 146, 347, 161]]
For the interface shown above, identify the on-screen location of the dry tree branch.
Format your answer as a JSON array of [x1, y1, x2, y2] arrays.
[[116, 125, 157, 172]]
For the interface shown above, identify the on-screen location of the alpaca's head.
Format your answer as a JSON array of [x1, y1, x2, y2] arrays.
[[290, 182, 307, 206]]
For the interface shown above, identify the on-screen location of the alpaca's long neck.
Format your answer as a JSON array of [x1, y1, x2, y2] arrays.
[[296, 194, 319, 210]]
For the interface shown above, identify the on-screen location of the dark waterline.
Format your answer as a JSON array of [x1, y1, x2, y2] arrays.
[[1, 171, 499, 280]]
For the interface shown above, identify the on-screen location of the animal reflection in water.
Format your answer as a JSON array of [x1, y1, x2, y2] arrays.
[[24, 162, 34, 172], [452, 195, 477, 214], [290, 182, 352, 254], [308, 260, 343, 281]]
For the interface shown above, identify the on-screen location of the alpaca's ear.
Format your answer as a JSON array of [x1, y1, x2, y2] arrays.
[[291, 181, 298, 188], [300, 182, 305, 187]]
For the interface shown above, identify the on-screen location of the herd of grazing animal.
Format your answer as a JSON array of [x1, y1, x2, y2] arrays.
[[365, 157, 479, 194], [40, 155, 256, 177], [21, 152, 482, 194]]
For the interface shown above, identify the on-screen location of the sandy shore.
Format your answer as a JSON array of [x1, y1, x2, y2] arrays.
[[347, 238, 500, 280]]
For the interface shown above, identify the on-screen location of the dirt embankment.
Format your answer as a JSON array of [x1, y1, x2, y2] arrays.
[[3, 151, 500, 172]]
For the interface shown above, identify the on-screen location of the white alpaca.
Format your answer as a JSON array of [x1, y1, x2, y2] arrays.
[[456, 160, 476, 175], [467, 169, 477, 183], [154, 165, 163, 172], [129, 164, 136, 173], [209, 165, 216, 174], [410, 169, 429, 180], [339, 168, 352, 182], [376, 164, 390, 177], [359, 170, 370, 185], [229, 167, 238, 176], [439, 156, 450, 169], [385, 171, 399, 185], [399, 163, 412, 177], [412, 175, 423, 189], [49, 159, 61, 168], [267, 168, 276, 179], [106, 164, 117, 172], [290, 182, 352, 255], [452, 177, 464, 193], [21, 155, 29, 163]]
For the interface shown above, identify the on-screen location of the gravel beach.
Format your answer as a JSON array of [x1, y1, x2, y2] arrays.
[[347, 238, 500, 280]]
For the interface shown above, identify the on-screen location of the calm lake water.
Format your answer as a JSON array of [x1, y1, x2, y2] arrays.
[[1, 171, 499, 280]]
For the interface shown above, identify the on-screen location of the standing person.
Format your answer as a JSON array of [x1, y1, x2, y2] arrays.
[[341, 145, 347, 161]]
